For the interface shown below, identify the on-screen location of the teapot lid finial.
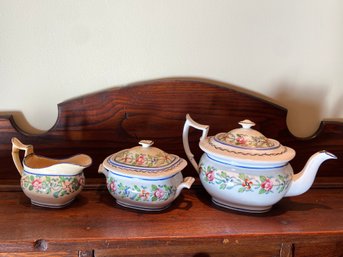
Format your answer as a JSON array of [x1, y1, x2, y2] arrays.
[[238, 120, 255, 129]]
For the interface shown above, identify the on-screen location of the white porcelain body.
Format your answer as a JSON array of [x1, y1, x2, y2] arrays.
[[182, 114, 337, 213], [99, 164, 194, 211], [199, 153, 293, 212]]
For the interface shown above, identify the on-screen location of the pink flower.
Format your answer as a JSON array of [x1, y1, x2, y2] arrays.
[[154, 188, 165, 199], [78, 177, 85, 186], [136, 155, 145, 165], [109, 181, 116, 192], [62, 180, 72, 192], [261, 178, 273, 191], [32, 178, 42, 190], [236, 137, 246, 145], [206, 171, 215, 182]]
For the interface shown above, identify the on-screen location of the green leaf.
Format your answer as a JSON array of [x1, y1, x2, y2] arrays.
[[219, 184, 226, 190], [238, 187, 245, 193], [259, 188, 266, 194], [260, 176, 266, 182], [53, 191, 60, 198], [278, 175, 285, 181], [151, 185, 158, 191], [238, 173, 246, 181], [118, 183, 125, 190], [220, 171, 227, 178], [278, 184, 285, 193], [152, 196, 158, 202], [28, 185, 33, 191]]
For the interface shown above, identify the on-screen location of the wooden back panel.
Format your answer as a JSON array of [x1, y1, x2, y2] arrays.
[[0, 79, 342, 185]]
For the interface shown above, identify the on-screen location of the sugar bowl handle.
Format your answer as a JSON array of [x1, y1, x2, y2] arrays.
[[174, 176, 195, 200], [11, 137, 34, 176], [182, 114, 209, 173], [98, 163, 109, 177]]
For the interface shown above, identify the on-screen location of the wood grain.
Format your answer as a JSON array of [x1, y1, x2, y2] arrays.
[[0, 79, 342, 185], [0, 188, 342, 256]]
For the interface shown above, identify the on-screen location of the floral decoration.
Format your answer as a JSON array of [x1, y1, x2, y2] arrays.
[[216, 132, 275, 148], [113, 150, 176, 168], [200, 164, 290, 194], [21, 173, 84, 198], [107, 177, 175, 202]]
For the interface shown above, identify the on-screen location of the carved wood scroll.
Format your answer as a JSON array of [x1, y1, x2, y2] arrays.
[[0, 79, 342, 185]]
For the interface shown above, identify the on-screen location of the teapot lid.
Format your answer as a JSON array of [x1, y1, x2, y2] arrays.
[[199, 120, 295, 166], [103, 140, 187, 177]]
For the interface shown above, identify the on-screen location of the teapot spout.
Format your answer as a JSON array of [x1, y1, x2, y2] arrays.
[[285, 151, 337, 197]]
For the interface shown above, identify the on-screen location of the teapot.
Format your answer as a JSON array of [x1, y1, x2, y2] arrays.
[[11, 137, 92, 208], [182, 114, 337, 213]]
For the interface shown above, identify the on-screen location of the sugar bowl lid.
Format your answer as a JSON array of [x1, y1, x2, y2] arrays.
[[199, 120, 295, 165], [103, 140, 187, 177]]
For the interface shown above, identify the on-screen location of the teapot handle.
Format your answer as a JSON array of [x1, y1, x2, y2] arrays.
[[182, 114, 209, 173], [11, 137, 34, 176]]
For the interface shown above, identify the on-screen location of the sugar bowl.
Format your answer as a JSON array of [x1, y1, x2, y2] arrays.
[[99, 140, 194, 211]]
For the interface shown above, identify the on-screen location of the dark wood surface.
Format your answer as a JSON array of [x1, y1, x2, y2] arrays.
[[0, 187, 342, 256], [2, 187, 342, 241], [0, 79, 342, 183], [0, 79, 342, 256]]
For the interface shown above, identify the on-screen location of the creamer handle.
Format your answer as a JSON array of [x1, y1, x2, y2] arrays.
[[182, 114, 209, 173], [11, 137, 34, 176]]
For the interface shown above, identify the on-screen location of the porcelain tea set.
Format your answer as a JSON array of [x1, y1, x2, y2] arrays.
[[11, 115, 336, 213]]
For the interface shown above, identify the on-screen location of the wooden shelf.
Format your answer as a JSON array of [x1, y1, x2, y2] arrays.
[[0, 184, 342, 256]]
